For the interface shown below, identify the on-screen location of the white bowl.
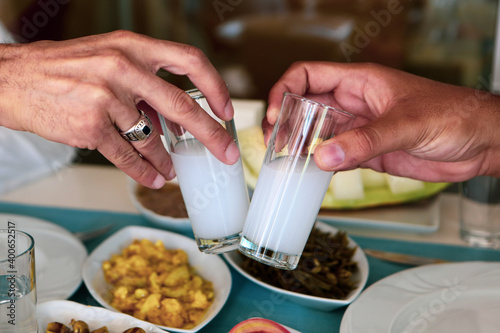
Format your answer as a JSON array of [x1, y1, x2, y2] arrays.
[[82, 226, 232, 333], [38, 300, 165, 333], [127, 177, 192, 233], [223, 221, 369, 312]]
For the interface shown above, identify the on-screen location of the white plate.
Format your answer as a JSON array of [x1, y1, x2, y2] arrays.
[[0, 213, 73, 236], [0, 213, 87, 302], [82, 225, 232, 333], [223, 221, 369, 312], [318, 195, 441, 234], [127, 178, 192, 232], [38, 300, 166, 332], [340, 262, 500, 333]]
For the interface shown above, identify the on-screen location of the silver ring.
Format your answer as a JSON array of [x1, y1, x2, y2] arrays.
[[120, 110, 153, 142]]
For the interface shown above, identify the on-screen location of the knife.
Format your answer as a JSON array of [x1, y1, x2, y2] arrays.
[[364, 249, 451, 266]]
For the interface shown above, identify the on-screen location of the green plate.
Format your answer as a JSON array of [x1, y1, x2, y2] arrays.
[[321, 182, 450, 210], [243, 160, 449, 210], [238, 126, 450, 210]]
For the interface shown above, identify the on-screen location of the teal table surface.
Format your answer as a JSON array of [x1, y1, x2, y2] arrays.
[[1, 201, 500, 333]]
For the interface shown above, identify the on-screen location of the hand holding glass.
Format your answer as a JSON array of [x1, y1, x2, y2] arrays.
[[160, 89, 250, 254], [239, 93, 355, 270]]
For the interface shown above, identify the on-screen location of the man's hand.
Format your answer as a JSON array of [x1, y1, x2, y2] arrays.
[[267, 62, 500, 182], [0, 30, 239, 188]]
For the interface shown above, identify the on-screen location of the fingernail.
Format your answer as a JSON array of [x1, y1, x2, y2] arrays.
[[152, 173, 166, 189], [268, 106, 280, 123], [225, 141, 240, 164], [224, 100, 234, 120], [167, 166, 176, 180], [317, 144, 345, 168]]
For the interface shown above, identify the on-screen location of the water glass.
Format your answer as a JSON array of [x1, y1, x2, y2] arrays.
[[239, 93, 356, 270], [459, 176, 500, 248], [160, 88, 250, 254], [0, 228, 37, 333]]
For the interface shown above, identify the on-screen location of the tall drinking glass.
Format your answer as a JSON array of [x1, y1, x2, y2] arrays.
[[239, 93, 356, 270], [0, 228, 37, 333], [160, 88, 250, 254], [459, 176, 500, 248]]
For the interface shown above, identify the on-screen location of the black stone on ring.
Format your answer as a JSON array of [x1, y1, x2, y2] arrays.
[[120, 110, 154, 142]]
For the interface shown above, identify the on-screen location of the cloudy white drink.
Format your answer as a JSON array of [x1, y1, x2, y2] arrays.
[[240, 157, 332, 264], [171, 139, 249, 243]]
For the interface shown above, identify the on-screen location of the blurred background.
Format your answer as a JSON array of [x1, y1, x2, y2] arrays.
[[1, 0, 498, 164]]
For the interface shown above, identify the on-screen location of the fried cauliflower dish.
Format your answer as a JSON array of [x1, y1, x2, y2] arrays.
[[102, 239, 214, 329]]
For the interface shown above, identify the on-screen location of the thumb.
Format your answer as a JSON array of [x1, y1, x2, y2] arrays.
[[314, 119, 408, 171]]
